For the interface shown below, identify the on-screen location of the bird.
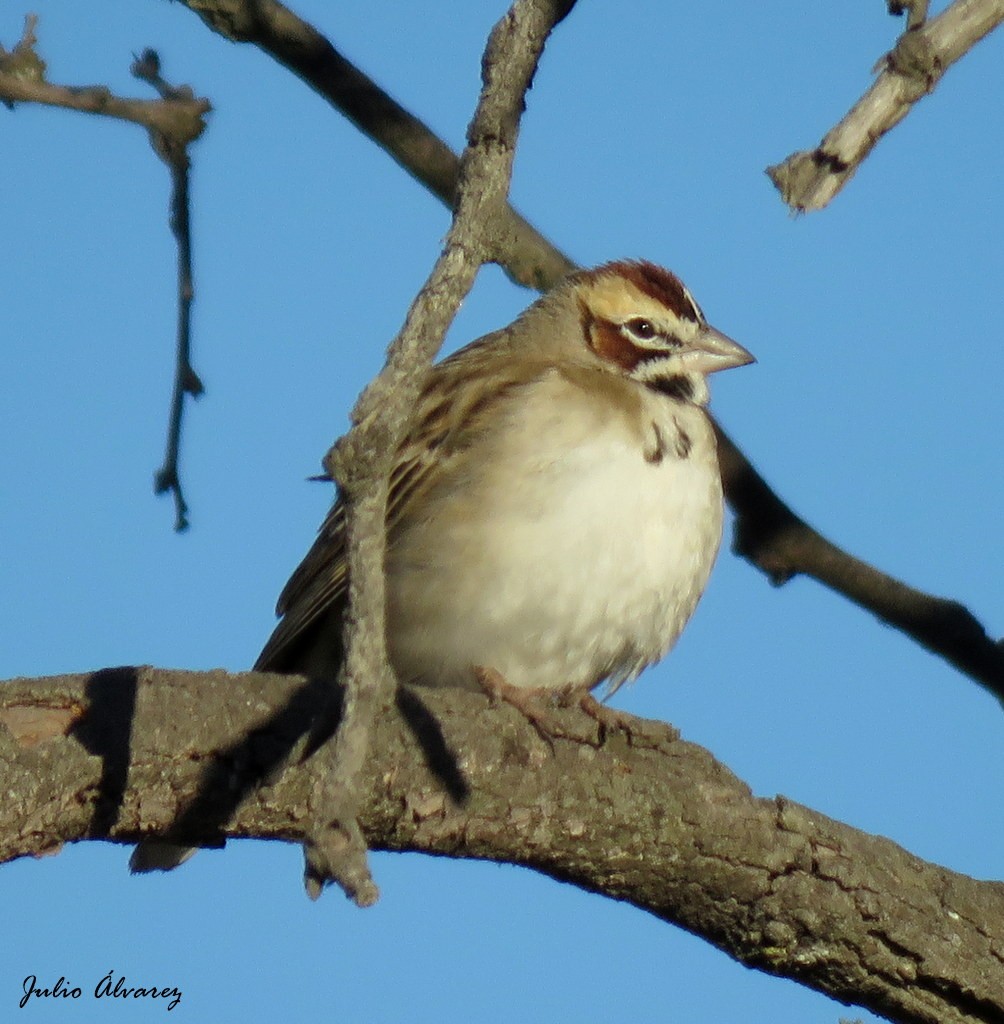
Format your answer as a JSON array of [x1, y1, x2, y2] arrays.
[[256, 259, 753, 701], [130, 259, 751, 873]]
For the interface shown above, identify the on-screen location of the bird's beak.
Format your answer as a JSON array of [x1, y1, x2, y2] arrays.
[[682, 326, 755, 374]]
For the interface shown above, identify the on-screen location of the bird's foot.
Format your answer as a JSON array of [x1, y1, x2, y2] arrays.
[[474, 666, 565, 746], [560, 689, 678, 748], [474, 669, 673, 748]]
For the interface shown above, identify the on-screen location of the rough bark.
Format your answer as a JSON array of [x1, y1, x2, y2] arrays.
[[2, 668, 1002, 1024]]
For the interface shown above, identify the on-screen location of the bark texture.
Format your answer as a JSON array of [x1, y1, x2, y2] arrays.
[[2, 668, 1002, 1024]]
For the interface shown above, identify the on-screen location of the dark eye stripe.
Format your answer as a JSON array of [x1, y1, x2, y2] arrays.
[[585, 315, 686, 372]]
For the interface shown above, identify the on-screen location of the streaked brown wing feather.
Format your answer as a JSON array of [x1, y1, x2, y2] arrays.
[[253, 498, 348, 671], [255, 328, 548, 674]]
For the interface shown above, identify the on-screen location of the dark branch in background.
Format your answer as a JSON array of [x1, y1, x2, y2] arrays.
[[714, 429, 1004, 707], [174, 0, 574, 291], [767, 0, 1004, 212], [2, 669, 1003, 1024], [174, 0, 1004, 704], [0, 19, 210, 532], [297, 0, 577, 904], [132, 49, 206, 533]]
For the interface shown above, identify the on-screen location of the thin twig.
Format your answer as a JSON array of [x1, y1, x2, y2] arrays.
[[300, 0, 578, 903], [175, 0, 1003, 701], [0, 19, 209, 143], [767, 0, 1004, 212], [0, 22, 211, 531], [150, 152, 201, 533], [132, 50, 207, 532], [888, 0, 932, 30]]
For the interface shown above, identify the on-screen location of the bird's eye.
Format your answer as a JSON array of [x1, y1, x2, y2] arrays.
[[623, 318, 657, 341]]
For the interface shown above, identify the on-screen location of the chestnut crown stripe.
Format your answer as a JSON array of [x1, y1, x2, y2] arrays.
[[583, 259, 704, 324]]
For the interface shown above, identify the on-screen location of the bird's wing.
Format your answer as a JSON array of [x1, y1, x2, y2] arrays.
[[254, 330, 547, 673]]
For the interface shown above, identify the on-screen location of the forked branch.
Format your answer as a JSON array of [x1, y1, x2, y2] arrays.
[[174, 0, 1004, 704], [299, 0, 578, 903], [0, 19, 211, 530]]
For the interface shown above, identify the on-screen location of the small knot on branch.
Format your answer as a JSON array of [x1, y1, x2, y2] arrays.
[[885, 28, 942, 94]]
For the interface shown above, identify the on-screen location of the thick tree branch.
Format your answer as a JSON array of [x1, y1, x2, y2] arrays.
[[767, 0, 1004, 211], [299, 0, 576, 903], [173, 0, 1004, 703], [2, 668, 1002, 1024]]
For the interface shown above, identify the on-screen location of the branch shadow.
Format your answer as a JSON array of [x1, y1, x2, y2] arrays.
[[159, 674, 338, 849], [71, 666, 139, 836], [72, 669, 469, 849], [396, 686, 470, 805]]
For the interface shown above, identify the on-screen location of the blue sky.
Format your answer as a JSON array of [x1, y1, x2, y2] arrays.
[[3, 2, 1002, 1021]]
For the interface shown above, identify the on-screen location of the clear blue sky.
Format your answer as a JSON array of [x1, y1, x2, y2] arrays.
[[3, 2, 1002, 1021]]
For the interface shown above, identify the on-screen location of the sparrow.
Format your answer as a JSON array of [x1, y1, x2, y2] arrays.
[[131, 259, 751, 873], [255, 260, 753, 705]]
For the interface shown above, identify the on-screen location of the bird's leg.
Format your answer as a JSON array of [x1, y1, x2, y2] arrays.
[[474, 665, 563, 746]]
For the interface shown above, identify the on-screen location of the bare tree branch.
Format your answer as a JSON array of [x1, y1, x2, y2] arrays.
[[888, 0, 932, 31], [2, 668, 1002, 1024], [0, 20, 211, 531], [0, 17, 209, 144], [300, 0, 577, 904], [715, 428, 1004, 707], [767, 0, 1004, 212], [131, 49, 207, 533], [174, 0, 575, 290], [171, 0, 1004, 704]]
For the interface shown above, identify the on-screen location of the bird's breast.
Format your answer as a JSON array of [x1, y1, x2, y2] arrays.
[[386, 372, 724, 692]]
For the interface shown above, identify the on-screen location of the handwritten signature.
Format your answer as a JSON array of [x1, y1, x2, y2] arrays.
[[20, 972, 181, 1011]]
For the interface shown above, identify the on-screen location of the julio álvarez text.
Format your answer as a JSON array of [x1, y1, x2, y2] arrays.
[[20, 971, 181, 1010]]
